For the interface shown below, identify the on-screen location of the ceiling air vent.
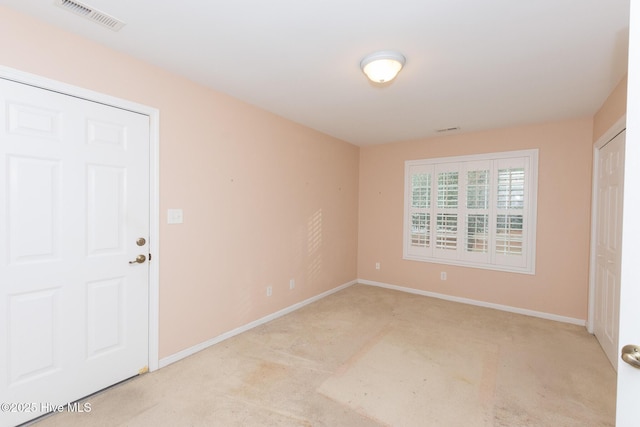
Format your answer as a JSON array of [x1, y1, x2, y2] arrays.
[[436, 126, 461, 133], [54, 0, 126, 31]]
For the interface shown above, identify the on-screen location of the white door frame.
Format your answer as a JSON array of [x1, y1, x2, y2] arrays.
[[0, 65, 160, 372], [587, 114, 626, 334]]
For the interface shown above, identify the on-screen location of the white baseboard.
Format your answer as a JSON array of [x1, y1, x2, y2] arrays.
[[159, 279, 358, 368], [160, 277, 585, 368], [358, 279, 586, 327]]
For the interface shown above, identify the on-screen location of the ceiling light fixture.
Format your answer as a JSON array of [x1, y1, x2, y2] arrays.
[[360, 51, 406, 83]]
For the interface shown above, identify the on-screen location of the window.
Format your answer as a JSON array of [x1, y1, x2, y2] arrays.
[[404, 149, 538, 274]]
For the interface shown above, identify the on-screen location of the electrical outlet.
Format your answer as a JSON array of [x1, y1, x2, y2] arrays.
[[289, 279, 295, 290], [266, 286, 272, 297], [440, 272, 447, 281], [375, 262, 380, 270]]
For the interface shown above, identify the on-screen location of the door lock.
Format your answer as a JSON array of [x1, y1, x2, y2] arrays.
[[129, 254, 146, 264], [136, 237, 146, 246], [621, 344, 640, 369]]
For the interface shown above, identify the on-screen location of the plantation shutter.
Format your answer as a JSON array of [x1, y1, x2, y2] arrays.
[[462, 161, 492, 264], [403, 149, 537, 274], [434, 163, 460, 260], [405, 164, 432, 258], [494, 156, 528, 268]]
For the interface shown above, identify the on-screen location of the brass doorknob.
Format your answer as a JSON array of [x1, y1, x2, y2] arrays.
[[129, 254, 146, 264], [621, 344, 640, 369]]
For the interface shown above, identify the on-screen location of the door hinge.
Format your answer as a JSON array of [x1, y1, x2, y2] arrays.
[[138, 366, 149, 375]]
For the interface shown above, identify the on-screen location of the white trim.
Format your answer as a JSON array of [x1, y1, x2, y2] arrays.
[[159, 279, 358, 368], [0, 65, 161, 371], [148, 110, 161, 372], [587, 115, 626, 333], [404, 148, 539, 167], [594, 116, 627, 150], [359, 279, 586, 326]]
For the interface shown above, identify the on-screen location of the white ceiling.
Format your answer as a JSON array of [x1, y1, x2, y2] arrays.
[[1, 0, 630, 146]]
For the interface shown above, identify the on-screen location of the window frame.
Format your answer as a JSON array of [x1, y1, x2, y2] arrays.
[[403, 149, 538, 274]]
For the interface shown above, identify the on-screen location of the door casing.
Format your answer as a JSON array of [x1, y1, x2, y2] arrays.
[[0, 65, 161, 372]]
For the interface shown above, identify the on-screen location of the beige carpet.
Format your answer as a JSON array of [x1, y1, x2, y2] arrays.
[[317, 323, 497, 426], [30, 284, 616, 426]]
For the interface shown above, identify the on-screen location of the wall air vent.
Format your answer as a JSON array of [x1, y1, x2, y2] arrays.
[[54, 0, 126, 31], [436, 126, 461, 133]]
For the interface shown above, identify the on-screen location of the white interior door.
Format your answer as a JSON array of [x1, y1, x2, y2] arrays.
[[617, 1, 640, 424], [0, 78, 150, 427], [594, 130, 625, 370]]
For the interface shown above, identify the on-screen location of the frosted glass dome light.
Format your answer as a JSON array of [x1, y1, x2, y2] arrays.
[[360, 51, 406, 83]]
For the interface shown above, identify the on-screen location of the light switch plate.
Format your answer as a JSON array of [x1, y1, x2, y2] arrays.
[[167, 209, 183, 224]]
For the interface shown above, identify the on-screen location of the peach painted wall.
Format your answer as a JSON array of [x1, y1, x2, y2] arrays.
[[358, 118, 594, 320], [593, 75, 627, 141], [0, 6, 359, 358]]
